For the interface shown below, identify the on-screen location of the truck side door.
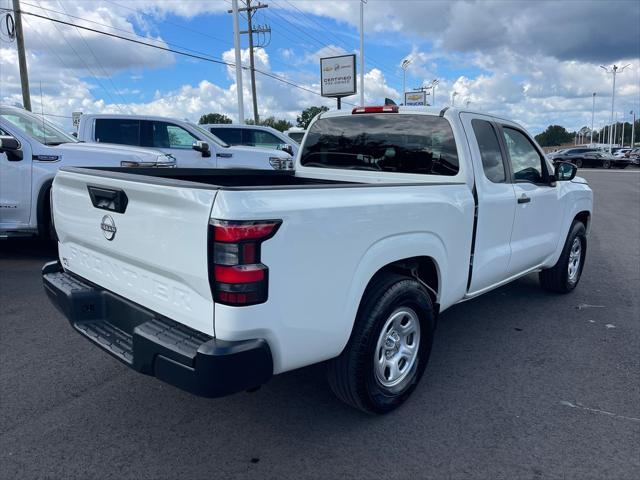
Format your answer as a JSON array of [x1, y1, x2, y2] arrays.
[[498, 125, 564, 275], [461, 115, 517, 293], [0, 126, 32, 229]]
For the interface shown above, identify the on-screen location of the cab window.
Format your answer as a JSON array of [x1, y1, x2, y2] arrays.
[[246, 129, 282, 148], [211, 127, 243, 145], [471, 119, 506, 183], [141, 121, 198, 149], [502, 127, 546, 184]]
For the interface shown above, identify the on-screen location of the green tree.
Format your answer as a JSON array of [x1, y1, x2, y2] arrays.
[[198, 113, 232, 124], [297, 106, 329, 129], [534, 125, 574, 147], [245, 117, 293, 132]]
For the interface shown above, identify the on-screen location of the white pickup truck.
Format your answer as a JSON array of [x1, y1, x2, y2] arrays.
[[0, 106, 175, 238], [43, 106, 593, 414], [76, 114, 294, 171]]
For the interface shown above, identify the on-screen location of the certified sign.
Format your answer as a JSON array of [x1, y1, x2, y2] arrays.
[[320, 54, 356, 98], [404, 91, 427, 106]]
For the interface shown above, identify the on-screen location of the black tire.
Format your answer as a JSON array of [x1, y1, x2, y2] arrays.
[[326, 273, 435, 414], [602, 160, 611, 169], [539, 221, 586, 293], [575, 158, 583, 168]]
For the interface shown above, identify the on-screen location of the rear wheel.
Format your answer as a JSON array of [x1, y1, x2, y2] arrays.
[[575, 158, 583, 168], [602, 160, 611, 169], [539, 221, 586, 293], [327, 274, 435, 414]]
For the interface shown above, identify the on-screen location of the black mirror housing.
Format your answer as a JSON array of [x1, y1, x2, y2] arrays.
[[278, 144, 294, 156], [0, 135, 23, 161], [192, 141, 211, 157], [554, 161, 577, 181]]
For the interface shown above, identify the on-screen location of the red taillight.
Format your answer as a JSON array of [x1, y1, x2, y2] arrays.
[[209, 219, 281, 306], [352, 105, 399, 114]]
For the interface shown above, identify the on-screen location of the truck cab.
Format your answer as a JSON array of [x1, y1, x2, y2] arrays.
[[76, 114, 294, 170]]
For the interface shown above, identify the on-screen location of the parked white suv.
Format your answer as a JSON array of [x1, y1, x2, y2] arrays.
[[203, 123, 299, 157], [0, 105, 175, 238], [77, 114, 293, 170], [284, 127, 306, 143], [44, 106, 593, 413]]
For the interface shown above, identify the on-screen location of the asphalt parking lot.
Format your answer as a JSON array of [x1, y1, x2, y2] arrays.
[[1, 169, 638, 480]]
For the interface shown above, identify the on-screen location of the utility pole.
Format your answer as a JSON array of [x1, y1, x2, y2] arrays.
[[12, 0, 31, 111], [231, 0, 245, 124], [229, 1, 270, 124], [590, 92, 596, 145]]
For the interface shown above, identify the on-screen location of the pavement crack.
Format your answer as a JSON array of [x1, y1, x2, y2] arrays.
[[559, 400, 640, 423]]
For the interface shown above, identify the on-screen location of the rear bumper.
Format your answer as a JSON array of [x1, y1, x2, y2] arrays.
[[42, 261, 272, 398]]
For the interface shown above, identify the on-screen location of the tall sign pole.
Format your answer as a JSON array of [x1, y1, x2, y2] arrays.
[[231, 0, 244, 124], [359, 0, 366, 106], [13, 0, 31, 111]]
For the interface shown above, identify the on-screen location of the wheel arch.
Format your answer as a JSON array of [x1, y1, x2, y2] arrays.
[[36, 177, 54, 237]]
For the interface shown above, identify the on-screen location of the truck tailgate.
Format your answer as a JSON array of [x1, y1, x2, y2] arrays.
[[52, 169, 218, 336]]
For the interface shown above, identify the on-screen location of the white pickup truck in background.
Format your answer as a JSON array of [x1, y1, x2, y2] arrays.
[[43, 106, 593, 414], [0, 105, 175, 238], [76, 114, 294, 171]]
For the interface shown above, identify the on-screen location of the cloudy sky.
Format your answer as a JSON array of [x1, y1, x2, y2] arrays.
[[1, 0, 639, 134]]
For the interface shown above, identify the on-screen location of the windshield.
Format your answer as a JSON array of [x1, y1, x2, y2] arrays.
[[300, 114, 459, 176], [0, 108, 78, 145], [189, 123, 230, 148]]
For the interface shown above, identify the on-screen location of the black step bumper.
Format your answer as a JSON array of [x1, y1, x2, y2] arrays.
[[42, 261, 272, 398]]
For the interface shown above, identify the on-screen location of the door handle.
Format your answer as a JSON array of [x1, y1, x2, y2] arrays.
[[517, 194, 531, 204], [87, 185, 128, 213]]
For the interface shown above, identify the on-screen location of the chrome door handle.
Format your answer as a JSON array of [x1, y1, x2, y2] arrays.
[[517, 194, 531, 204]]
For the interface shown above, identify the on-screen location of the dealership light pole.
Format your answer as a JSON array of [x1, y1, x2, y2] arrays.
[[231, 0, 244, 123], [590, 92, 596, 145], [430, 79, 439, 107], [601, 64, 631, 153], [359, 0, 366, 106], [631, 110, 636, 147], [620, 111, 625, 147], [401, 58, 411, 101]]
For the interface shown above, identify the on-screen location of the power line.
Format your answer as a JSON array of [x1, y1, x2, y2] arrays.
[[54, 0, 131, 111], [5, 7, 354, 106]]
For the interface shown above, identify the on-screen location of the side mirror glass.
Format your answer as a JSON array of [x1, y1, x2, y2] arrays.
[[192, 140, 211, 158], [554, 161, 577, 181], [278, 143, 294, 156], [0, 135, 23, 161]]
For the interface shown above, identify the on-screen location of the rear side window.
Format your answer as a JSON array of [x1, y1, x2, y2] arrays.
[[300, 114, 459, 176], [211, 128, 243, 145], [94, 119, 140, 146], [471, 119, 506, 183]]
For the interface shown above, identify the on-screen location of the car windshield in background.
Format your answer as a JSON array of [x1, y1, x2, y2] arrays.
[[0, 108, 78, 145], [189, 123, 230, 148], [288, 132, 305, 143], [300, 114, 459, 176]]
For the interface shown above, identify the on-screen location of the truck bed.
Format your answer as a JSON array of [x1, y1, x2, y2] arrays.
[[64, 167, 359, 189]]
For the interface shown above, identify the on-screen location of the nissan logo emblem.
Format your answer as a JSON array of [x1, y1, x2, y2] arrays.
[[100, 214, 116, 241]]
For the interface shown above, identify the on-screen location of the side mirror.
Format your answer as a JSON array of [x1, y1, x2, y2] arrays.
[[0, 135, 23, 161], [554, 161, 577, 181], [192, 140, 211, 158], [278, 143, 294, 156]]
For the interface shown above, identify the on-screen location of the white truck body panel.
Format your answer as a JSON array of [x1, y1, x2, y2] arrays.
[[50, 106, 593, 378]]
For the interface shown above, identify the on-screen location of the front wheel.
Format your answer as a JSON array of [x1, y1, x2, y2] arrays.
[[602, 160, 611, 169], [539, 221, 586, 293], [326, 274, 435, 414], [575, 158, 583, 168]]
